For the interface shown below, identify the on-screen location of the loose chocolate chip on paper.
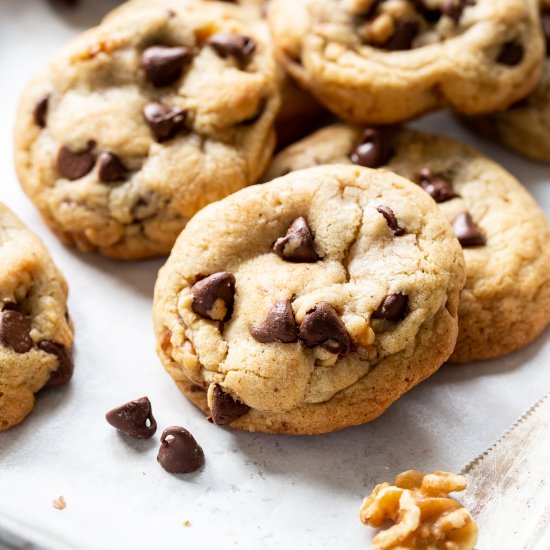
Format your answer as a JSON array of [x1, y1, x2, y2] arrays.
[[141, 45, 193, 87], [210, 384, 250, 426], [207, 33, 256, 66], [299, 302, 351, 356], [377, 205, 405, 236], [418, 168, 458, 203], [372, 293, 409, 322], [157, 426, 205, 473], [0, 311, 32, 353], [39, 341, 74, 387], [273, 217, 320, 262], [250, 300, 298, 343], [442, 0, 475, 22], [453, 211, 486, 247], [496, 41, 524, 66], [57, 142, 96, 181], [190, 272, 236, 322], [34, 95, 49, 128], [105, 397, 157, 439], [143, 103, 186, 142], [350, 127, 393, 168], [383, 16, 419, 51], [98, 152, 127, 183]]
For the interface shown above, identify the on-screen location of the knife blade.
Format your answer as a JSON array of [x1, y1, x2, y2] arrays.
[[460, 393, 550, 550]]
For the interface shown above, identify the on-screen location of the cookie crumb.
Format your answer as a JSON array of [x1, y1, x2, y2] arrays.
[[52, 496, 66, 510], [183, 520, 191, 527]]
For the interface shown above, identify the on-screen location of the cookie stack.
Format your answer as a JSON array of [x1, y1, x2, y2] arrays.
[[6, 0, 550, 434]]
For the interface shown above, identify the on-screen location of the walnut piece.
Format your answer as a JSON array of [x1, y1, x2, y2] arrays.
[[360, 470, 478, 550]]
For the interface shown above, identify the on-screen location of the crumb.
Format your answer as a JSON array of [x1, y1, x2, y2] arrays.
[[183, 520, 191, 527], [52, 496, 66, 510]]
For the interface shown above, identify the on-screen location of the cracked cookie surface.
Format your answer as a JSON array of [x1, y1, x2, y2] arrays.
[[0, 203, 74, 430], [265, 125, 550, 362], [267, 0, 544, 124], [14, 0, 281, 260], [462, 2, 550, 162], [153, 165, 465, 434]]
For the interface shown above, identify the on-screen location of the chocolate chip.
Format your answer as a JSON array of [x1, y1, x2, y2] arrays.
[[207, 33, 256, 66], [383, 16, 419, 51], [143, 103, 186, 142], [210, 384, 250, 426], [2, 302, 21, 312], [0, 311, 32, 353], [273, 217, 319, 262], [372, 293, 409, 322], [418, 168, 458, 203], [496, 41, 524, 66], [34, 95, 49, 128], [57, 142, 96, 181], [98, 152, 127, 183], [190, 272, 236, 322], [412, 0, 442, 23], [350, 127, 393, 168], [377, 205, 405, 236], [542, 11, 550, 54], [442, 0, 474, 22], [141, 45, 193, 87], [299, 302, 351, 355], [105, 397, 157, 439], [157, 426, 205, 473], [250, 300, 298, 343], [39, 341, 74, 387], [453, 212, 486, 247]]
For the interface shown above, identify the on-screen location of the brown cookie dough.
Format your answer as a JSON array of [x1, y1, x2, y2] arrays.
[[153, 165, 465, 434], [0, 203, 74, 430], [14, 0, 281, 259], [265, 124, 550, 362], [267, 0, 544, 124]]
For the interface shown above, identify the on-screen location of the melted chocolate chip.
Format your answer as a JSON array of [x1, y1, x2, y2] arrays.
[[105, 397, 157, 439], [272, 217, 319, 262], [412, 0, 442, 23], [34, 95, 49, 128], [190, 272, 236, 322], [0, 311, 32, 353], [372, 293, 409, 322], [496, 41, 524, 66], [442, 0, 475, 22], [39, 341, 74, 387], [299, 302, 351, 355], [453, 212, 486, 247], [157, 426, 205, 473], [350, 127, 393, 168], [207, 33, 256, 66], [144, 103, 186, 142], [250, 300, 298, 343], [210, 384, 250, 426], [383, 16, 419, 51], [141, 45, 193, 87], [542, 11, 550, 54], [98, 152, 127, 183], [57, 142, 96, 181], [377, 205, 405, 236], [418, 168, 458, 203]]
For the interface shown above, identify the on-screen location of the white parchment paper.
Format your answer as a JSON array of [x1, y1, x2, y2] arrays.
[[0, 2, 549, 548]]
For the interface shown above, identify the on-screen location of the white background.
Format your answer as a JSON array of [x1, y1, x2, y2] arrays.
[[0, 2, 549, 548]]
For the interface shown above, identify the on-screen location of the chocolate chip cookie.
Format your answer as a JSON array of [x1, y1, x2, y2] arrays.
[[461, 2, 550, 162], [265, 124, 550, 362], [267, 0, 544, 124], [153, 165, 465, 434], [0, 203, 74, 430], [14, 0, 281, 260]]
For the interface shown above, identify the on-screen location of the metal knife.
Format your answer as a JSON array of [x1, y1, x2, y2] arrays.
[[460, 393, 550, 550]]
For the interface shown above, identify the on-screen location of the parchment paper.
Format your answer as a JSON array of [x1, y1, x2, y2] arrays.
[[1, 2, 549, 548]]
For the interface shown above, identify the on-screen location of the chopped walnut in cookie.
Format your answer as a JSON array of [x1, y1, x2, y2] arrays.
[[360, 470, 478, 550]]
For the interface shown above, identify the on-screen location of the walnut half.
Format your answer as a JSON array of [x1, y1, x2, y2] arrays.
[[360, 470, 478, 550]]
